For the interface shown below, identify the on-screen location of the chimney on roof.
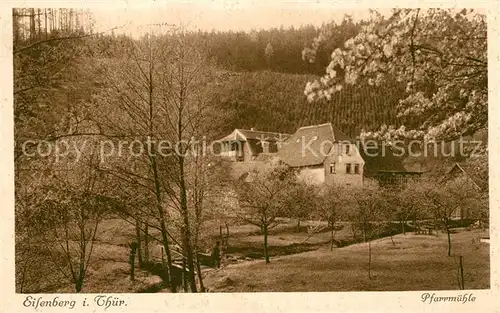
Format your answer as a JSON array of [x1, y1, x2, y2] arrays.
[[250, 127, 255, 131]]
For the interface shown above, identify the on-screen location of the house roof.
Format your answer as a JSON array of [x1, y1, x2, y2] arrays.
[[218, 129, 290, 143], [360, 144, 429, 176], [278, 123, 352, 167], [447, 163, 487, 190], [254, 153, 280, 162]]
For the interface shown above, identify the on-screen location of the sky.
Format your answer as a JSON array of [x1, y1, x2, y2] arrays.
[[90, 2, 393, 37]]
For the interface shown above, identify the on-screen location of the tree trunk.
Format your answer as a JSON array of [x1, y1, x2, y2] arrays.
[[75, 278, 83, 293], [182, 258, 188, 292], [160, 247, 170, 288], [144, 223, 149, 262], [368, 239, 372, 279], [401, 220, 406, 235], [65, 9, 69, 32], [296, 219, 301, 232], [413, 214, 417, 233], [129, 250, 136, 281], [350, 222, 357, 239], [174, 45, 198, 293], [459, 256, 464, 289], [75, 266, 85, 293], [180, 214, 197, 293], [69, 9, 73, 33], [330, 225, 335, 251], [51, 9, 55, 32], [37, 9, 42, 37], [159, 220, 175, 291], [195, 255, 205, 292], [225, 223, 230, 247], [44, 9, 48, 36], [77, 222, 86, 293], [29, 8, 36, 40], [144, 26, 163, 287], [179, 159, 197, 293], [150, 152, 175, 291], [264, 224, 270, 264], [135, 219, 143, 266], [447, 225, 452, 257], [59, 9, 63, 33], [18, 254, 30, 293], [13, 10, 20, 45]]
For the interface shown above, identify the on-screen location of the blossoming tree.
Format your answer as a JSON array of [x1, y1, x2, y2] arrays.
[[304, 9, 487, 142]]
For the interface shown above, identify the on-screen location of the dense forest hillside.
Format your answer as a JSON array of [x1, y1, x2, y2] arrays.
[[65, 18, 404, 140], [13, 14, 404, 144], [180, 19, 405, 139], [209, 70, 405, 139], [187, 17, 361, 75]]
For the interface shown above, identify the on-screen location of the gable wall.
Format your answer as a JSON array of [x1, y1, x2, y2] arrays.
[[324, 142, 364, 187]]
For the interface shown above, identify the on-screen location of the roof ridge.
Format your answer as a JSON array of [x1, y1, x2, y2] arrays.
[[328, 123, 335, 141], [237, 128, 290, 134], [297, 122, 332, 130], [448, 162, 483, 190]]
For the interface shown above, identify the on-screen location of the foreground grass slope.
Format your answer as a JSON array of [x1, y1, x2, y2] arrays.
[[41, 218, 488, 293], [204, 229, 489, 292]]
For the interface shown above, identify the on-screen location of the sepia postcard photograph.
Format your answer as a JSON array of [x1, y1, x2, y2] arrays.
[[1, 0, 498, 312]]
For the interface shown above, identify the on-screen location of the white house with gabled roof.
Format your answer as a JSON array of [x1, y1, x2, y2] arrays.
[[277, 123, 365, 186]]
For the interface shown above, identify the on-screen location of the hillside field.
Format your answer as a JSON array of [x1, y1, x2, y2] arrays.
[[203, 228, 490, 292], [62, 219, 489, 293]]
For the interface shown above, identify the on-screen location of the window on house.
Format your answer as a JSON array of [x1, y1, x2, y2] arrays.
[[346, 163, 351, 174], [345, 144, 350, 155], [354, 164, 360, 174], [231, 142, 238, 151], [262, 142, 269, 153], [329, 163, 336, 174]]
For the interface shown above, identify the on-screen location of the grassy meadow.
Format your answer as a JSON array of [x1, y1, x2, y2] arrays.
[[42, 217, 490, 293], [203, 228, 490, 292]]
